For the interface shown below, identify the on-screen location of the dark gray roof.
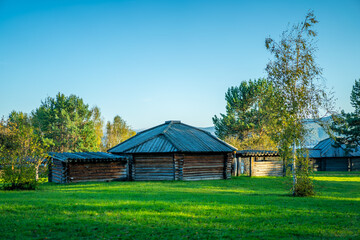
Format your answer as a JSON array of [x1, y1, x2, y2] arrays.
[[311, 138, 360, 158], [108, 121, 237, 153], [236, 150, 279, 157], [48, 152, 128, 162], [308, 149, 321, 158]]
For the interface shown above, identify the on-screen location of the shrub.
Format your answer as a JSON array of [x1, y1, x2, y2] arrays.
[[292, 155, 315, 197]]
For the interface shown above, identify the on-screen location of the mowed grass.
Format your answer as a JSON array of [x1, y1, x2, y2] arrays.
[[0, 172, 359, 240]]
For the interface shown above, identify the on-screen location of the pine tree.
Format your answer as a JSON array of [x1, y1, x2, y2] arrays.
[[331, 79, 360, 150], [213, 78, 277, 150]]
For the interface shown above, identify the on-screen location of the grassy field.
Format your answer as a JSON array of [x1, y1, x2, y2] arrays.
[[0, 172, 359, 240]]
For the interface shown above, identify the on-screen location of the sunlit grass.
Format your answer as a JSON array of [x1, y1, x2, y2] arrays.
[[0, 172, 359, 239]]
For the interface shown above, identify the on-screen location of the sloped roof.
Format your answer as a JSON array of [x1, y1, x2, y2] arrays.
[[236, 150, 279, 157], [49, 152, 128, 162], [108, 121, 236, 153], [312, 138, 360, 158]]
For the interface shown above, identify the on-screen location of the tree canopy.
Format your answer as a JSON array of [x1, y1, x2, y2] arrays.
[[103, 115, 136, 150], [213, 78, 277, 150], [0, 112, 50, 189], [265, 11, 333, 196], [32, 93, 102, 152]]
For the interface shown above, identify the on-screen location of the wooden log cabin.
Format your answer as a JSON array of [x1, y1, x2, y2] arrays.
[[309, 138, 360, 171], [108, 121, 237, 181], [48, 152, 129, 183], [234, 150, 284, 177]]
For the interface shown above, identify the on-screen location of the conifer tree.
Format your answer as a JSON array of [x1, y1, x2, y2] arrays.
[[213, 78, 277, 150], [331, 79, 360, 150]]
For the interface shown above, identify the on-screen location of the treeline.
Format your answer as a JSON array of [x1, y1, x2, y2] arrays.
[[0, 92, 135, 189]]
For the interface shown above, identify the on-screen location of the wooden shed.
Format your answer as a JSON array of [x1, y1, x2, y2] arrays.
[[48, 152, 129, 183], [234, 150, 284, 177], [309, 138, 360, 171], [108, 121, 236, 181]]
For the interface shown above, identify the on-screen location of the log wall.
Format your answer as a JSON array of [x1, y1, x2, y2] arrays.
[[67, 161, 127, 182], [50, 159, 67, 183], [251, 159, 283, 176], [132, 154, 174, 181], [312, 157, 360, 171], [352, 158, 360, 171], [131, 153, 232, 181], [182, 154, 230, 181]]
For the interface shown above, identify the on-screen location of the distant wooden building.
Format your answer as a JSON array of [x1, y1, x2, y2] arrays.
[[234, 150, 284, 177], [48, 152, 129, 183], [309, 138, 360, 171], [108, 121, 236, 181]]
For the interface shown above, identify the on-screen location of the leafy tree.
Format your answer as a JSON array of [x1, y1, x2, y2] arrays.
[[91, 106, 104, 149], [0, 112, 49, 190], [331, 79, 360, 150], [32, 93, 100, 152], [213, 78, 277, 150], [104, 115, 136, 150], [265, 11, 331, 196]]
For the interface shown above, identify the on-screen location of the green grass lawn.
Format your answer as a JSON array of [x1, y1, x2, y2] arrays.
[[0, 172, 359, 240]]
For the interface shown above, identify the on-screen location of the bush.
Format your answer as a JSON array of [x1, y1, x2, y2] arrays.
[[293, 175, 315, 197], [0, 113, 49, 191], [292, 155, 315, 197], [1, 164, 38, 190]]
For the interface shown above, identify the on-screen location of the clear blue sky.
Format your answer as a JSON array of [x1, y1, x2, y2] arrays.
[[0, 0, 359, 129]]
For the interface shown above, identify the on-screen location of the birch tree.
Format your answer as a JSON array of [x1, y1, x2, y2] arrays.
[[265, 11, 331, 196]]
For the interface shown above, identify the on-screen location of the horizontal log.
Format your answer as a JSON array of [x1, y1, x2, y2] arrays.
[[134, 177, 174, 181], [183, 168, 223, 172], [183, 176, 223, 181], [134, 163, 173, 167], [253, 167, 283, 171], [69, 169, 127, 174], [183, 172, 223, 176], [71, 175, 125, 180], [183, 165, 224, 169], [254, 168, 283, 171], [51, 176, 64, 183], [135, 173, 174, 177], [183, 160, 224, 163], [253, 164, 283, 167], [71, 177, 127, 182], [135, 157, 172, 160], [135, 169, 174, 173], [69, 164, 126, 169], [69, 165, 127, 170], [253, 166, 283, 170], [51, 173, 65, 180], [69, 172, 126, 177], [69, 171, 127, 176]]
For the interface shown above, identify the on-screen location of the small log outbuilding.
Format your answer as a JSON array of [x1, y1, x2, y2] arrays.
[[48, 152, 129, 183], [234, 150, 284, 177], [108, 121, 236, 181], [309, 138, 360, 171]]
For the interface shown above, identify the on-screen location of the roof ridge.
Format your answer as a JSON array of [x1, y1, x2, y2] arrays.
[[163, 122, 237, 152], [162, 121, 174, 134], [124, 134, 179, 153]]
